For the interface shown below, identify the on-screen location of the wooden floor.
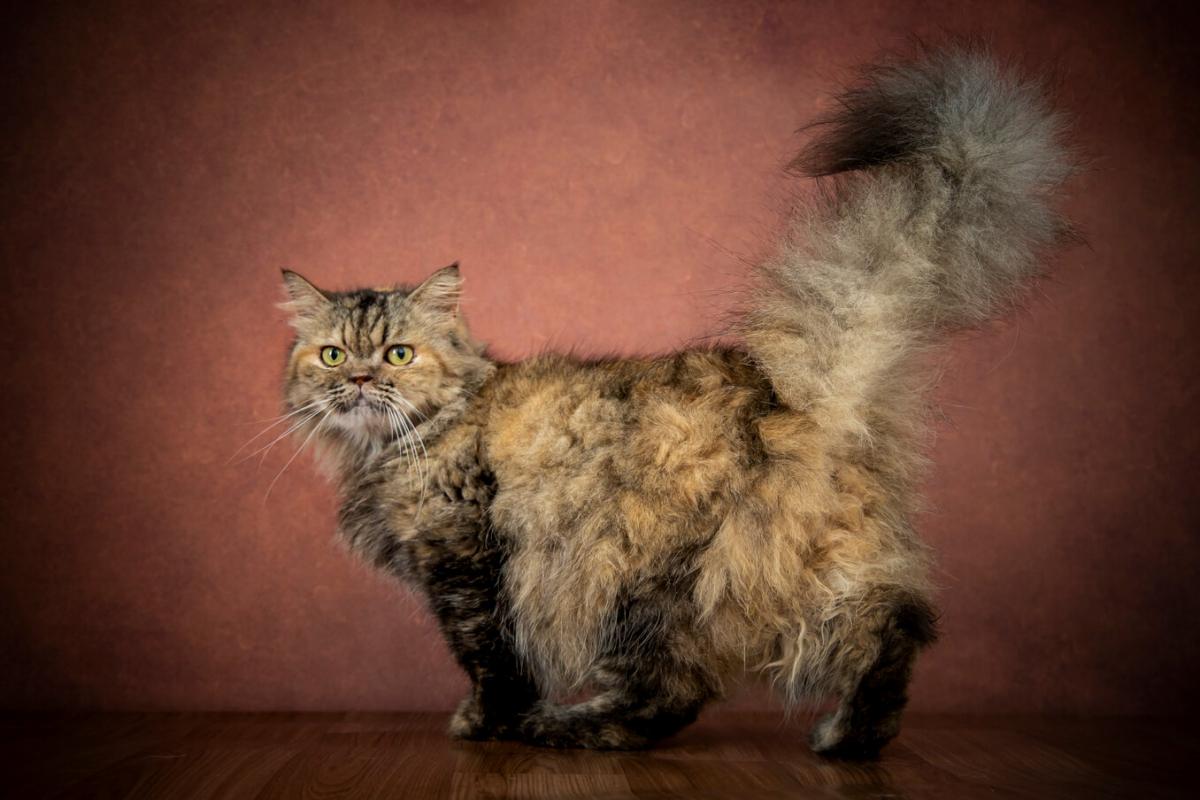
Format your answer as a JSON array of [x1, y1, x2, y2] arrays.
[[1, 712, 1191, 799]]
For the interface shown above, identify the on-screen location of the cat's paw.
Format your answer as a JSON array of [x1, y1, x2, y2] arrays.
[[809, 711, 895, 760], [518, 703, 646, 750], [448, 695, 492, 740], [517, 711, 569, 748], [808, 712, 848, 754], [449, 693, 525, 742]]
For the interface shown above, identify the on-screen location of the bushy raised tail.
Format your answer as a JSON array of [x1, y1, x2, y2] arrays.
[[743, 48, 1073, 471]]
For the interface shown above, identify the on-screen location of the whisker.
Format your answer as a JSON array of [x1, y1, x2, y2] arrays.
[[393, 397, 433, 507], [240, 405, 326, 465], [264, 406, 334, 501], [393, 397, 430, 474], [390, 394, 430, 457], [395, 410, 425, 515], [392, 393, 428, 423], [390, 405, 424, 501], [244, 405, 320, 425], [384, 404, 414, 476], [227, 401, 325, 464], [390, 403, 428, 519], [380, 396, 425, 517]]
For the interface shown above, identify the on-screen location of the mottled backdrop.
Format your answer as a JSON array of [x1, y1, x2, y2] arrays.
[[2, 0, 1197, 714]]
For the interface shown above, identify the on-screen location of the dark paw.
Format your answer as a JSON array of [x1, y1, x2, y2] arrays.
[[518, 713, 577, 749], [448, 695, 521, 742], [518, 705, 648, 750], [809, 712, 892, 761]]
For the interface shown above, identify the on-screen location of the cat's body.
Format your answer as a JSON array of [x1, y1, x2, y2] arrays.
[[277, 50, 1071, 757], [337, 347, 933, 752]]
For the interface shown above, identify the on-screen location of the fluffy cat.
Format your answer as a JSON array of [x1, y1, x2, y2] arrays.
[[275, 49, 1071, 757]]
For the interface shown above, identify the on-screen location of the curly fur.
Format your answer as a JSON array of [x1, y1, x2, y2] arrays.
[[276, 48, 1073, 757]]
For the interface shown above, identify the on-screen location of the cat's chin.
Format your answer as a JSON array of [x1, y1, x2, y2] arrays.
[[328, 404, 390, 439]]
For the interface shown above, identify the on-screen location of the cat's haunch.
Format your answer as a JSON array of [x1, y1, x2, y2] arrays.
[[276, 48, 1072, 757]]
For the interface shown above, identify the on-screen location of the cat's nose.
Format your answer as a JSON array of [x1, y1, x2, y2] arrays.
[[351, 375, 373, 386]]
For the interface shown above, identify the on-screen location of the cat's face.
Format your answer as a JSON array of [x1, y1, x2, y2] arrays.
[[280, 264, 486, 452]]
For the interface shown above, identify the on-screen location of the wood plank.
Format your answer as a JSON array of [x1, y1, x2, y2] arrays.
[[0, 712, 1192, 799]]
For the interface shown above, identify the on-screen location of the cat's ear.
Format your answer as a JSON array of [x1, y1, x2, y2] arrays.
[[280, 269, 331, 323], [407, 262, 462, 316]]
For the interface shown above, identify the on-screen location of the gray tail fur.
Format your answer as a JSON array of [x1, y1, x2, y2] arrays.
[[742, 48, 1073, 463]]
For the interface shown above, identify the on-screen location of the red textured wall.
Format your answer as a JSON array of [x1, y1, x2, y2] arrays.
[[2, 0, 1197, 714]]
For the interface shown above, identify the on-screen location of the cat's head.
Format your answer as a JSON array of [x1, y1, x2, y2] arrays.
[[279, 264, 488, 456]]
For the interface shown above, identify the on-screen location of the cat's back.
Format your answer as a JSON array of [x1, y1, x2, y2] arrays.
[[477, 347, 776, 538]]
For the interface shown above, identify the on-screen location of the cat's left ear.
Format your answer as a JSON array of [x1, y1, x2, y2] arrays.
[[407, 262, 462, 317]]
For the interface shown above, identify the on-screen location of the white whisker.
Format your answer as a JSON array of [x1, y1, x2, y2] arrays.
[[393, 408, 425, 511], [241, 404, 326, 465], [265, 406, 334, 501], [392, 394, 428, 423], [227, 400, 325, 464], [393, 396, 431, 479], [384, 395, 428, 519], [384, 404, 414, 475], [401, 422, 429, 519]]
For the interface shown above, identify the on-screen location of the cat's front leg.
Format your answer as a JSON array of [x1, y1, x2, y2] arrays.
[[417, 534, 539, 741], [448, 671, 539, 741], [411, 424, 541, 740], [434, 578, 540, 740]]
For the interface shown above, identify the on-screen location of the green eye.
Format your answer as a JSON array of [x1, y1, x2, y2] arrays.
[[320, 346, 346, 366], [386, 345, 414, 366]]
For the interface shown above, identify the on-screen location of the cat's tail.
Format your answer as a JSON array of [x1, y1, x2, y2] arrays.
[[743, 47, 1073, 460]]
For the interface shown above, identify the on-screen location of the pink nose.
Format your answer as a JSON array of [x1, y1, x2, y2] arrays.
[[352, 375, 372, 386]]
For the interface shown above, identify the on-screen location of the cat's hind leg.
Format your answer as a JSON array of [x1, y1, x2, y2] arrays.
[[808, 594, 938, 759], [518, 589, 719, 750], [519, 658, 717, 750]]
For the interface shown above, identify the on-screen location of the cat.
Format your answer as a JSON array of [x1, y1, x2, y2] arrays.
[[275, 48, 1071, 757]]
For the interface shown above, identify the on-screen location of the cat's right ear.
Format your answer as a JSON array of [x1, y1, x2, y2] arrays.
[[280, 269, 331, 325]]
